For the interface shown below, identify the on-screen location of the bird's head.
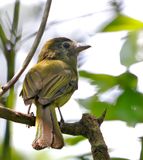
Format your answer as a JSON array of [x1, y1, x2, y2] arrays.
[[38, 37, 91, 64]]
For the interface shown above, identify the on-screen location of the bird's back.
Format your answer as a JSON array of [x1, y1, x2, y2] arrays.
[[21, 59, 78, 107]]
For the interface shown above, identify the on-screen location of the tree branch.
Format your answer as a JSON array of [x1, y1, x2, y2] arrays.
[[0, 0, 52, 96], [0, 105, 35, 126], [0, 105, 110, 160]]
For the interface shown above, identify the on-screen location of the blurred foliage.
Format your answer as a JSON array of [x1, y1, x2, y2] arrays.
[[0, 0, 53, 159], [0, 143, 51, 160], [139, 137, 143, 160], [0, 144, 25, 160], [0, 1, 21, 160], [29, 152, 51, 160], [111, 158, 129, 160], [78, 1, 143, 158], [80, 71, 118, 93], [62, 153, 92, 160], [80, 71, 137, 91], [78, 88, 143, 126], [65, 136, 85, 146], [78, 0, 143, 127], [79, 71, 143, 126], [102, 14, 143, 32], [120, 31, 139, 67]]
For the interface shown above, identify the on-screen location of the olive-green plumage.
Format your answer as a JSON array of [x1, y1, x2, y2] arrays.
[[21, 37, 90, 150]]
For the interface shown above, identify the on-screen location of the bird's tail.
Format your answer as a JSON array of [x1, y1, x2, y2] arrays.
[[32, 102, 64, 150]]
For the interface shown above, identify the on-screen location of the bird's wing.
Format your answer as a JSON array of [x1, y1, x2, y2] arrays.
[[21, 66, 43, 105], [21, 60, 76, 105], [38, 69, 74, 105]]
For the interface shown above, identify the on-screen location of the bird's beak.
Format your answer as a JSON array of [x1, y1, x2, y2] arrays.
[[76, 44, 91, 53]]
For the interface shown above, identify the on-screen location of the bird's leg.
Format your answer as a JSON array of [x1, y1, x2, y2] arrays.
[[27, 104, 34, 128], [58, 107, 64, 124], [27, 104, 32, 114]]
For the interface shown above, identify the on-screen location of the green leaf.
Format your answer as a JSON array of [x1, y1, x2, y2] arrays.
[[12, 0, 20, 33], [0, 24, 7, 44], [0, 23, 8, 56], [80, 71, 137, 91], [114, 89, 143, 125], [77, 95, 113, 119], [120, 32, 139, 67], [79, 71, 117, 92], [78, 88, 143, 125], [117, 72, 137, 89], [65, 136, 85, 146], [11, 0, 20, 45], [102, 14, 143, 32]]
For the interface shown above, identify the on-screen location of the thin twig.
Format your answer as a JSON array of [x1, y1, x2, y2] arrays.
[[21, 8, 112, 44], [0, 0, 52, 96], [97, 109, 107, 126]]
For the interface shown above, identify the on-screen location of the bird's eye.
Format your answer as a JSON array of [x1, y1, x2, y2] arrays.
[[62, 42, 70, 49]]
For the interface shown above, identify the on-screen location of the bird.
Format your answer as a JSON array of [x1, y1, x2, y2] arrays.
[[20, 37, 90, 150]]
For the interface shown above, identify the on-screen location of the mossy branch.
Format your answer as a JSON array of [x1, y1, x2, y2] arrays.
[[0, 105, 110, 160]]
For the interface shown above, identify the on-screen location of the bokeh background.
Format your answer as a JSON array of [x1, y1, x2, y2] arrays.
[[0, 0, 143, 159]]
